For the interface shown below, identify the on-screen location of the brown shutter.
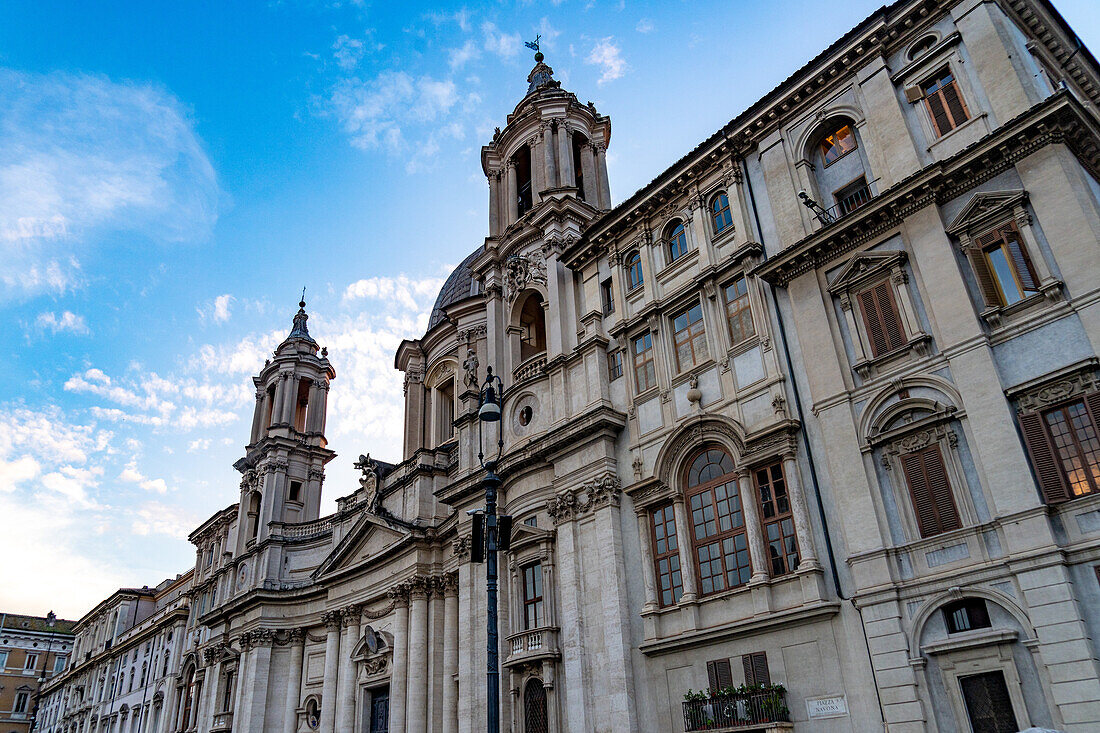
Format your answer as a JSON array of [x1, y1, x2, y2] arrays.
[[859, 288, 888, 357], [742, 652, 770, 686], [925, 91, 951, 136], [707, 659, 732, 691], [922, 446, 961, 533], [941, 81, 969, 127], [1019, 411, 1070, 504], [1001, 226, 1039, 292], [968, 233, 1004, 307], [902, 452, 939, 537], [875, 281, 906, 351]]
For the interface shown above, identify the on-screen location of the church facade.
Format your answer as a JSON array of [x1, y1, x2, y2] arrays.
[[38, 0, 1100, 731]]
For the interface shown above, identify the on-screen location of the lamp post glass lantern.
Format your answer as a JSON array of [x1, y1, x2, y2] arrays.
[[478, 367, 504, 733]]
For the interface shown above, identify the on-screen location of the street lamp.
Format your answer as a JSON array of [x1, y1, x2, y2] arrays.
[[474, 366, 510, 733], [29, 610, 57, 733]]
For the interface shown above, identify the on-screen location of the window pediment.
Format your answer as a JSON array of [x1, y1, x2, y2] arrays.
[[945, 190, 1028, 236], [827, 250, 908, 295]]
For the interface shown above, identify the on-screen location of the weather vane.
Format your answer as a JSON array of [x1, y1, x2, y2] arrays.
[[300, 285, 306, 306], [525, 35, 542, 60]]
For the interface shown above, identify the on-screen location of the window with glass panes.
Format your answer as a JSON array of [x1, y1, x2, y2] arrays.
[[712, 193, 732, 233], [633, 333, 656, 392], [686, 449, 752, 596], [1043, 400, 1100, 498], [608, 350, 623, 381], [672, 303, 708, 371], [754, 462, 799, 576], [650, 504, 683, 607], [667, 221, 688, 262], [819, 124, 857, 166], [973, 221, 1039, 306], [723, 277, 755, 346], [522, 562, 544, 629], [922, 68, 970, 137], [626, 252, 643, 290]]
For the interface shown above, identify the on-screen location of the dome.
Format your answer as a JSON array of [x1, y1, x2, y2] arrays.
[[426, 246, 482, 332]]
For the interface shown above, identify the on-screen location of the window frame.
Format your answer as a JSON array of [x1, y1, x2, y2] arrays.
[[722, 275, 755, 347], [600, 277, 614, 316], [671, 301, 709, 373], [899, 442, 962, 539], [943, 598, 992, 634], [971, 220, 1040, 308], [649, 503, 683, 608], [685, 448, 753, 597], [856, 278, 908, 358], [625, 251, 644, 291], [921, 66, 970, 138], [24, 652, 39, 671], [753, 462, 800, 577], [632, 332, 657, 393], [607, 350, 623, 382], [711, 192, 733, 234], [818, 123, 858, 167], [666, 220, 689, 264], [521, 561, 544, 630]]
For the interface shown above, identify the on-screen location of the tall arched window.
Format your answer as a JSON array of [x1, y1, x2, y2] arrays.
[[685, 448, 751, 596], [666, 220, 688, 263], [524, 678, 547, 733], [518, 293, 547, 362], [515, 145, 533, 216], [711, 193, 732, 234], [625, 251, 643, 290], [248, 491, 262, 541], [181, 666, 199, 731]]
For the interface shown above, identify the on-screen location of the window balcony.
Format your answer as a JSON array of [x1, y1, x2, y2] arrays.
[[503, 626, 560, 669], [211, 711, 233, 731], [682, 688, 790, 732], [512, 353, 547, 385]]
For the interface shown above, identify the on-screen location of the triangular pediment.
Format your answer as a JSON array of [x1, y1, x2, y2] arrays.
[[506, 521, 553, 553], [314, 514, 407, 578], [945, 190, 1028, 235], [828, 250, 907, 294]]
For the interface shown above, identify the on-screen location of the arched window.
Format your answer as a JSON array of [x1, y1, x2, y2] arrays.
[[907, 35, 937, 61], [685, 448, 751, 596], [518, 293, 547, 362], [248, 491, 261, 541], [181, 667, 199, 731], [572, 133, 589, 201], [666, 220, 688, 263], [305, 698, 320, 730], [711, 193, 732, 234], [515, 144, 533, 216], [819, 123, 857, 166], [524, 678, 548, 733], [625, 251, 643, 290]]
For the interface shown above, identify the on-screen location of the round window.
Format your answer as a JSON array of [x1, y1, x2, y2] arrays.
[[519, 406, 533, 426]]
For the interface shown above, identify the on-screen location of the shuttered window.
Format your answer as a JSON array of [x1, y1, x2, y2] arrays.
[[742, 652, 770, 686], [922, 68, 970, 137], [970, 221, 1039, 307], [707, 658, 733, 692], [858, 280, 907, 357], [901, 443, 961, 538], [1020, 395, 1100, 504]]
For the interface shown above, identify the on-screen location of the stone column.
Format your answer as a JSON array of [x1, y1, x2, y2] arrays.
[[556, 121, 573, 187], [442, 575, 459, 733], [282, 629, 305, 733], [281, 376, 299, 425], [488, 173, 501, 237], [250, 389, 265, 443], [305, 381, 322, 433], [319, 612, 341, 733], [595, 143, 611, 209], [505, 161, 518, 226], [336, 606, 360, 733], [782, 454, 819, 569], [580, 143, 597, 204], [428, 579, 446, 733], [738, 471, 770, 583], [272, 373, 289, 426], [671, 498, 698, 602], [406, 579, 430, 733], [542, 124, 557, 193], [242, 629, 274, 733], [635, 510, 659, 611], [388, 585, 410, 731]]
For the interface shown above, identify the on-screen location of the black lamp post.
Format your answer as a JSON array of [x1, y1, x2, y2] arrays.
[[476, 366, 506, 733], [29, 610, 57, 733]]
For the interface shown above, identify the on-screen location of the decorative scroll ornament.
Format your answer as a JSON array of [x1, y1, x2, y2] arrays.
[[504, 254, 547, 302], [545, 474, 623, 525]]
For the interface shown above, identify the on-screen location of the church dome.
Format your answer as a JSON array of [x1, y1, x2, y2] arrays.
[[426, 246, 482, 332]]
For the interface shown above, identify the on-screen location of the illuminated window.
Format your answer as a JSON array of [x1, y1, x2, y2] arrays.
[[819, 124, 857, 166]]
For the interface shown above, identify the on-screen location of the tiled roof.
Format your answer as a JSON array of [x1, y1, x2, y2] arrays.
[[0, 613, 77, 635]]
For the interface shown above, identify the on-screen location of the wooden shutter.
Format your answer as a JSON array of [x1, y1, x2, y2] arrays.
[[901, 445, 960, 537], [925, 91, 951, 136], [1019, 411, 1071, 504], [707, 659, 733, 691], [859, 282, 906, 357], [969, 230, 1005, 306], [876, 282, 906, 351], [941, 81, 969, 127], [1001, 226, 1039, 292], [742, 652, 770, 686], [859, 288, 888, 356]]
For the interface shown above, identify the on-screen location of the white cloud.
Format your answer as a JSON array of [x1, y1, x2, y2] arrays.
[[482, 22, 521, 59], [198, 293, 234, 324], [536, 18, 562, 50], [187, 438, 211, 453], [0, 455, 39, 491], [35, 310, 89, 334], [118, 461, 169, 494], [586, 37, 628, 85], [426, 9, 471, 33], [449, 40, 480, 69], [636, 18, 655, 33], [333, 34, 365, 70], [0, 70, 219, 299], [329, 70, 459, 152], [343, 273, 446, 310], [132, 501, 198, 540]]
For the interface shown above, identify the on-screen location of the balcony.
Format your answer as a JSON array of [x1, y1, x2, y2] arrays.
[[682, 688, 790, 732], [512, 353, 547, 385], [211, 710, 233, 731], [503, 626, 560, 669]]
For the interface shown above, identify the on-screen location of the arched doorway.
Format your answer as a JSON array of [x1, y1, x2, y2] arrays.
[[523, 678, 547, 733]]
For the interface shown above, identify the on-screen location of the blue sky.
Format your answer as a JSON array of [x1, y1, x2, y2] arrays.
[[2, 0, 1098, 618]]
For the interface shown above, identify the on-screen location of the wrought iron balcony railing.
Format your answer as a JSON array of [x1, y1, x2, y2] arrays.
[[682, 688, 790, 731]]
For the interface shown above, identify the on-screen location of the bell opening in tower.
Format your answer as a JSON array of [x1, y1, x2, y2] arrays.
[[515, 144, 533, 216]]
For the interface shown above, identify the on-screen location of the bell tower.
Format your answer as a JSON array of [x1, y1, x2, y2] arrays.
[[234, 298, 335, 553]]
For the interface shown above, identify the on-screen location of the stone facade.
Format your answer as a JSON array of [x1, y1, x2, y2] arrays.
[[37, 0, 1100, 731], [0, 613, 74, 733]]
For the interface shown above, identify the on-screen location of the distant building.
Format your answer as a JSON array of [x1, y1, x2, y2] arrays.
[[35, 0, 1100, 731], [0, 612, 74, 733]]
